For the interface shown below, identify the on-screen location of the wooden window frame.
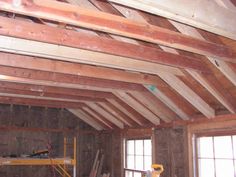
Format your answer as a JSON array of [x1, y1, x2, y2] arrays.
[[124, 137, 152, 177], [194, 130, 236, 177]]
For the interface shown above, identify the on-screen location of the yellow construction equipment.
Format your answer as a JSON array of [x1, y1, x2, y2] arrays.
[[151, 164, 164, 177], [142, 164, 164, 177]]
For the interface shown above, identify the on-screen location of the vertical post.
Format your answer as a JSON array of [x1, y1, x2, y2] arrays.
[[151, 128, 156, 164], [64, 137, 67, 177], [73, 137, 77, 177]]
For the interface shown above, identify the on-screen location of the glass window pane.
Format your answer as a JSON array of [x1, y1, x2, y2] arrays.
[[233, 136, 236, 158], [234, 160, 236, 176], [127, 155, 134, 169], [135, 155, 143, 170], [135, 140, 143, 155], [144, 140, 152, 156], [215, 159, 234, 177], [125, 171, 133, 177], [214, 136, 233, 158], [198, 137, 214, 158], [198, 159, 215, 177], [144, 156, 152, 170], [127, 140, 134, 155], [134, 172, 141, 177]]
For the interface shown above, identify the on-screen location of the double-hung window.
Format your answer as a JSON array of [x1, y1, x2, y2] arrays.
[[196, 134, 236, 177], [124, 139, 152, 177]]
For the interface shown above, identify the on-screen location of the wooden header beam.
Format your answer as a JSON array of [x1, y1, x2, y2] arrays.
[[0, 0, 235, 62]]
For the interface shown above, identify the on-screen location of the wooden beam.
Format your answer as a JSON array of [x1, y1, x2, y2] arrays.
[[129, 91, 177, 122], [0, 1, 235, 62], [144, 85, 190, 120], [0, 52, 167, 87], [209, 58, 236, 87], [0, 95, 85, 109], [0, 92, 87, 104], [109, 0, 236, 40], [158, 74, 215, 118], [0, 86, 106, 102], [0, 65, 146, 92], [215, 0, 236, 10], [78, 108, 111, 130], [187, 71, 236, 113], [97, 102, 135, 126], [85, 102, 124, 129], [0, 35, 183, 76], [0, 16, 208, 72], [81, 107, 117, 129], [0, 80, 114, 99], [169, 21, 236, 86], [114, 91, 160, 125], [154, 113, 236, 129], [69, 109, 104, 130], [106, 99, 144, 125]]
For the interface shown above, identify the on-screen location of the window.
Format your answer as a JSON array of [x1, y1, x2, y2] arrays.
[[196, 135, 236, 177], [125, 139, 152, 177]]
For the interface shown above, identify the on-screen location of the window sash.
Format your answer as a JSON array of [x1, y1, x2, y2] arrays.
[[125, 139, 152, 172], [196, 134, 236, 177]]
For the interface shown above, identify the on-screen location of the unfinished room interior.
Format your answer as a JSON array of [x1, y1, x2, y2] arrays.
[[0, 0, 236, 177]]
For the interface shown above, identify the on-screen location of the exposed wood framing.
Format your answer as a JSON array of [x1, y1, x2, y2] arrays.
[[158, 74, 215, 117], [85, 102, 124, 129], [0, 95, 85, 109], [188, 71, 236, 113], [114, 91, 160, 125], [0, 52, 167, 87], [128, 91, 175, 122], [0, 0, 235, 62], [112, 5, 236, 115], [80, 0, 199, 121], [0, 65, 146, 92], [97, 102, 133, 126], [0, 35, 183, 76], [106, 99, 144, 125], [81, 106, 116, 129], [0, 16, 208, 73], [109, 0, 236, 40], [69, 109, 104, 130], [144, 85, 190, 120]]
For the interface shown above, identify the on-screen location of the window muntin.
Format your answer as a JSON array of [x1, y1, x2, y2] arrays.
[[197, 135, 236, 177], [125, 139, 152, 177]]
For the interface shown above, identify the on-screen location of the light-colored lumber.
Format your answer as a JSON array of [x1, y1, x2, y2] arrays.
[[144, 85, 189, 120], [97, 102, 132, 126], [68, 109, 104, 130], [0, 35, 183, 76], [81, 107, 114, 129], [128, 91, 173, 122], [96, 154, 104, 177], [114, 91, 160, 125], [106, 99, 143, 125], [158, 74, 215, 118], [109, 0, 236, 40], [85, 102, 124, 129], [188, 71, 235, 113]]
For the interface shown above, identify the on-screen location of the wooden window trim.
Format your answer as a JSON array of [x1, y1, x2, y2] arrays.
[[195, 132, 236, 177]]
